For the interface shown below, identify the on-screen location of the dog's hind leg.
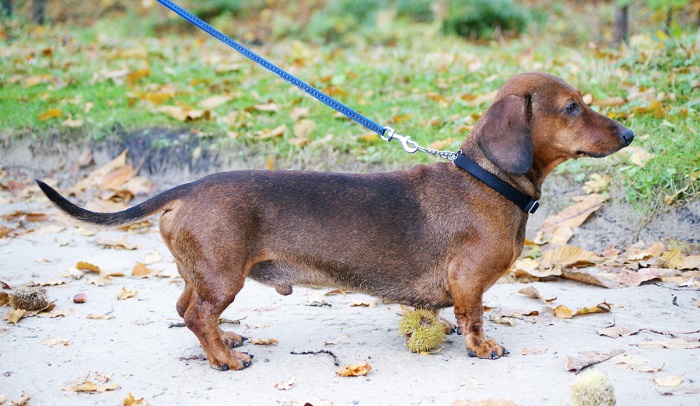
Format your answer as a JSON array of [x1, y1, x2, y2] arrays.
[[175, 261, 247, 349], [180, 263, 251, 371]]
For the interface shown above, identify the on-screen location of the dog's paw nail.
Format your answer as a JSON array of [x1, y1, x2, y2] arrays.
[[220, 364, 230, 371], [490, 351, 501, 359], [467, 350, 476, 357], [503, 348, 510, 356], [241, 336, 248, 342], [242, 361, 251, 368]]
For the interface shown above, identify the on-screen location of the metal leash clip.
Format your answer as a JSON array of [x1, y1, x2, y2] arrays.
[[381, 127, 419, 154]]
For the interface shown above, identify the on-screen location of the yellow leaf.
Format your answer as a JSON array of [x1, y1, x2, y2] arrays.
[[654, 373, 684, 388], [553, 305, 573, 319], [140, 92, 172, 105], [336, 362, 372, 377], [250, 338, 279, 345], [574, 302, 611, 316], [123, 392, 148, 406], [358, 133, 379, 143], [132, 263, 156, 278], [7, 308, 27, 323], [679, 255, 700, 270], [126, 69, 150, 85], [582, 174, 611, 194], [37, 108, 62, 120], [117, 286, 137, 300], [660, 248, 683, 269], [428, 138, 456, 150], [266, 155, 275, 170]]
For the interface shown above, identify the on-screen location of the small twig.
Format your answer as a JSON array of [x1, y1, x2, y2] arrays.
[[290, 350, 340, 366]]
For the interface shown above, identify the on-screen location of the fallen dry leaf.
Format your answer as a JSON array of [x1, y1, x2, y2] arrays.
[[43, 337, 71, 347], [535, 195, 605, 246], [7, 308, 26, 323], [198, 95, 233, 109], [561, 267, 625, 288], [250, 338, 279, 346], [614, 353, 664, 372], [336, 362, 372, 377], [325, 334, 351, 346], [132, 263, 157, 278], [69, 150, 128, 194], [574, 302, 611, 316], [521, 347, 548, 356], [123, 392, 149, 406], [37, 308, 73, 318], [62, 372, 118, 393], [37, 108, 62, 120], [87, 313, 114, 320], [582, 173, 611, 194], [274, 378, 295, 391], [553, 305, 573, 319], [598, 325, 640, 338], [654, 373, 685, 387], [489, 312, 517, 326], [623, 146, 656, 167], [75, 261, 101, 274], [9, 391, 31, 406], [516, 286, 557, 303], [540, 245, 601, 270], [348, 300, 377, 307], [635, 337, 700, 350], [565, 349, 625, 373], [117, 287, 137, 300], [96, 235, 138, 250]]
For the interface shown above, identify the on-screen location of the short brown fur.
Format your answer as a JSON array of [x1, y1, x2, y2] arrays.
[[37, 73, 633, 370]]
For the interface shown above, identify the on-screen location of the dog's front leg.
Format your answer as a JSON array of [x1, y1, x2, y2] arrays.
[[448, 263, 509, 359]]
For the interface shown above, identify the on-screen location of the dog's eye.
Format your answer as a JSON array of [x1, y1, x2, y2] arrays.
[[564, 103, 577, 114]]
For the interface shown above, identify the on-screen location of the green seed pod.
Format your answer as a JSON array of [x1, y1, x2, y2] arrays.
[[399, 308, 446, 353], [9, 285, 50, 311], [570, 370, 616, 406]]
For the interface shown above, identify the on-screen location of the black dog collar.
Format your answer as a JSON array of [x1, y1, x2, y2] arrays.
[[453, 152, 539, 214]]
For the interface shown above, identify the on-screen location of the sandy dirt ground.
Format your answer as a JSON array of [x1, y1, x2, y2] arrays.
[[1, 144, 699, 405]]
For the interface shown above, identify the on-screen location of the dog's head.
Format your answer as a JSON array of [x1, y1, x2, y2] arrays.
[[473, 72, 633, 177]]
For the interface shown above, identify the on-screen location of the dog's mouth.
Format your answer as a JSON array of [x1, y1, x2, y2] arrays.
[[575, 150, 610, 159]]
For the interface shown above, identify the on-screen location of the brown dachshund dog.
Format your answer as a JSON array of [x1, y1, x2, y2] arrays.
[[37, 72, 633, 371]]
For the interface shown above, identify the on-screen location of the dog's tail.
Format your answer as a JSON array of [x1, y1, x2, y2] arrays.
[[35, 179, 190, 228]]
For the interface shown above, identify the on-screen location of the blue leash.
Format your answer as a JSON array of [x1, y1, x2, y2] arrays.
[[154, 0, 539, 213], [154, 0, 456, 160]]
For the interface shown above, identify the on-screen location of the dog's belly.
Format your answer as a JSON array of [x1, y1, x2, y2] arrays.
[[246, 260, 453, 309]]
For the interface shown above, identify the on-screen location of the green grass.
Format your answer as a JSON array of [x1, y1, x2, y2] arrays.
[[0, 7, 698, 207]]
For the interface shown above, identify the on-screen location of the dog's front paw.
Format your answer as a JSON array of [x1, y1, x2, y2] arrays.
[[466, 339, 508, 359]]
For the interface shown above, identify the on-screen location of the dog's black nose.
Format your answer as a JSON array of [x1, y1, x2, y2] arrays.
[[622, 128, 634, 145]]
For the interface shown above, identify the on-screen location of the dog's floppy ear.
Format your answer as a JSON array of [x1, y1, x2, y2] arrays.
[[476, 94, 532, 175]]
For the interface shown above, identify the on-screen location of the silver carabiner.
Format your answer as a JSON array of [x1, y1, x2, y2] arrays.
[[382, 126, 418, 154]]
